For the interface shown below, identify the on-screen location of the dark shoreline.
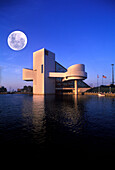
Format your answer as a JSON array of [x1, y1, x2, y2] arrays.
[[0, 91, 115, 97], [0, 92, 33, 95]]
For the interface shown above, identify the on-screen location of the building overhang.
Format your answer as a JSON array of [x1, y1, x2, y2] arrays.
[[49, 64, 87, 82], [49, 72, 65, 78], [23, 68, 36, 81], [62, 76, 87, 82]]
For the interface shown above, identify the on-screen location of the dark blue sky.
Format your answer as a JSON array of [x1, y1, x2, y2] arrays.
[[0, 0, 115, 90]]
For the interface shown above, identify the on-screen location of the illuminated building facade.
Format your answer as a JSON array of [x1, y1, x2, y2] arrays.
[[23, 48, 90, 94]]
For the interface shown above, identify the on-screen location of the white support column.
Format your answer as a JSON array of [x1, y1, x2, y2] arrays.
[[75, 80, 78, 95]]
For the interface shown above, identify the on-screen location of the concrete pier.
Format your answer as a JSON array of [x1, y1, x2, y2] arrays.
[[75, 80, 78, 95]]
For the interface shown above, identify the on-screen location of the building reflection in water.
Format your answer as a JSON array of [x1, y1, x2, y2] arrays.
[[22, 95, 46, 144], [22, 94, 88, 145], [32, 95, 46, 143], [44, 95, 87, 135]]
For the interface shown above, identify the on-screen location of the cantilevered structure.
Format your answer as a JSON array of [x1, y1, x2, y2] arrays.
[[23, 48, 89, 94]]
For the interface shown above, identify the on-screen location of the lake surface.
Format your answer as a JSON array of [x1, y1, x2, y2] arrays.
[[0, 94, 115, 160]]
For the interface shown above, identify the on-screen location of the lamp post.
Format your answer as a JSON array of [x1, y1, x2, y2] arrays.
[[111, 64, 114, 85]]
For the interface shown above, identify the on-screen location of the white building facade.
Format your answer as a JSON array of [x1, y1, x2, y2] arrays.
[[23, 48, 89, 94]]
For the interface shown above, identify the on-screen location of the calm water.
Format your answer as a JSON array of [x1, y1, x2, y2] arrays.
[[0, 94, 115, 160]]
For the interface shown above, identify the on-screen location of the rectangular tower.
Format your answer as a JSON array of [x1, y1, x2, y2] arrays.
[[33, 48, 55, 94]]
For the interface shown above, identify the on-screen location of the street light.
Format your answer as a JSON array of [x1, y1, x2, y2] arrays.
[[111, 64, 114, 85]]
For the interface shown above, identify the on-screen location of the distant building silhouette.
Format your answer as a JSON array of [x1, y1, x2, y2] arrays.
[[17, 86, 33, 93], [0, 86, 7, 92]]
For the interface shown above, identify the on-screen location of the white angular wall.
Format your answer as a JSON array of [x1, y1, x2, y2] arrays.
[[23, 48, 55, 94], [33, 48, 55, 94]]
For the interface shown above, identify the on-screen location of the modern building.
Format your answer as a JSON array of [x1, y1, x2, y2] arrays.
[[23, 48, 90, 94]]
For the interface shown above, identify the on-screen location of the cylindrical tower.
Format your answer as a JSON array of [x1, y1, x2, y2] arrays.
[[63, 64, 87, 95]]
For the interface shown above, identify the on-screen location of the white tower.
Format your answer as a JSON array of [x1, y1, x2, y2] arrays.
[[23, 48, 55, 94]]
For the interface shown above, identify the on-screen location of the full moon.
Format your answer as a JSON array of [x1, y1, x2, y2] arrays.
[[7, 31, 27, 51]]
